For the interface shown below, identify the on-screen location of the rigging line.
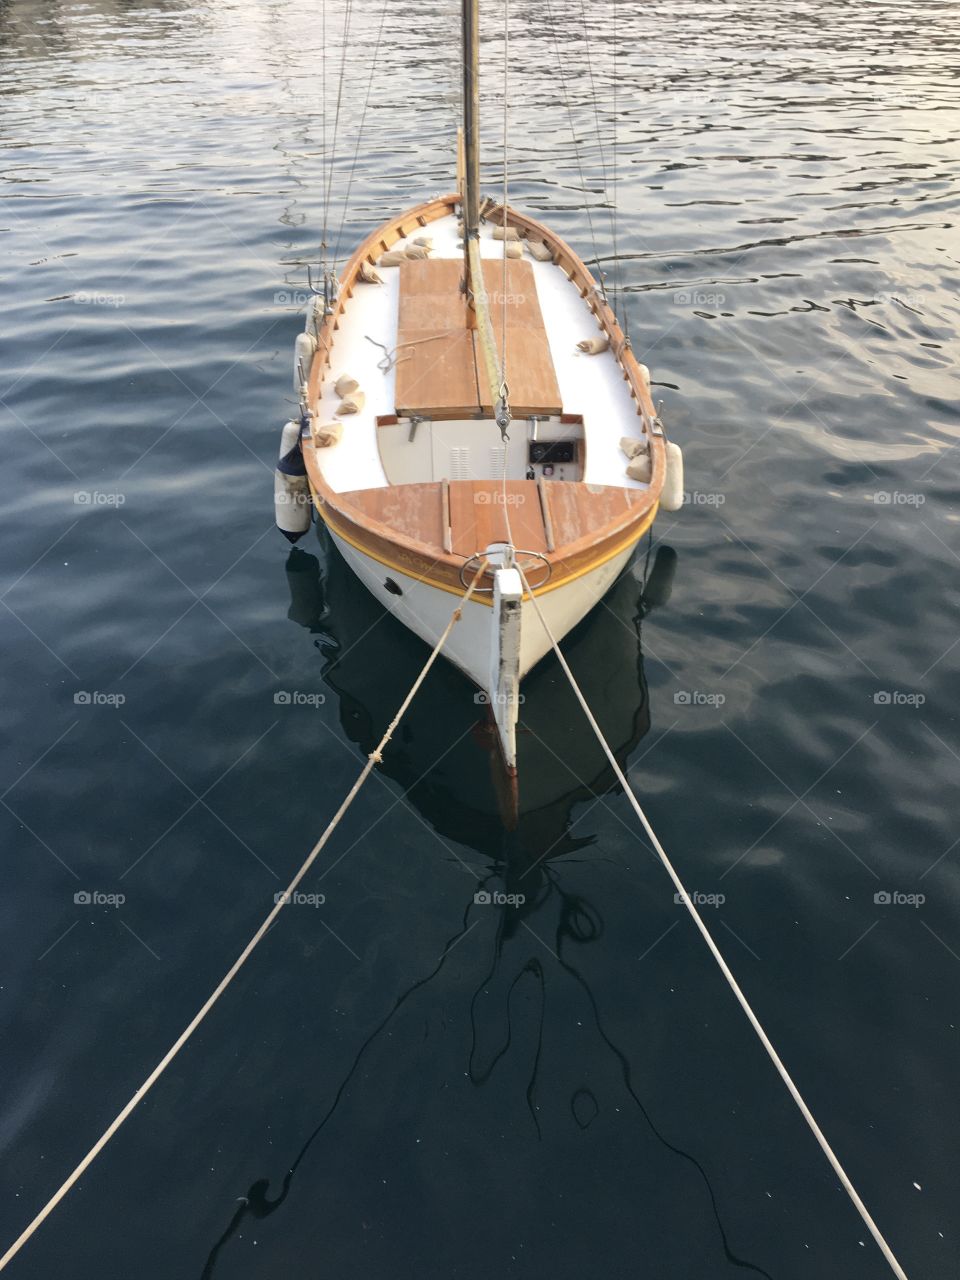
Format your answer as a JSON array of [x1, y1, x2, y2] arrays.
[[500, 0, 509, 382], [321, 0, 356, 267], [611, 0, 627, 340], [320, 0, 328, 269], [498, 0, 515, 554], [575, 0, 619, 324], [514, 563, 911, 1280], [542, 0, 607, 303], [0, 562, 490, 1276], [332, 0, 390, 266]]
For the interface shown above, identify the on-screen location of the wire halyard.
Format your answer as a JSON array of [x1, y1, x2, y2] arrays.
[[611, 0, 628, 341], [318, 0, 356, 275], [332, 0, 390, 268], [542, 0, 607, 307], [576, 0, 621, 329]]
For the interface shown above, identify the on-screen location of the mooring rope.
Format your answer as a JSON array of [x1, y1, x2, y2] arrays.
[[0, 561, 489, 1274], [514, 563, 911, 1280]]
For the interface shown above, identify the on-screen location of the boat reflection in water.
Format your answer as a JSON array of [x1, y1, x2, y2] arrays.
[[285, 526, 677, 857], [201, 537, 769, 1280]]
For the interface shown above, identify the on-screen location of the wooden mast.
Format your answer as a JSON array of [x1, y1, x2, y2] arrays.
[[461, 0, 507, 423]]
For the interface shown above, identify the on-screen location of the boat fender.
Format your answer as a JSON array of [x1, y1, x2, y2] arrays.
[[379, 250, 406, 267], [528, 240, 554, 262], [505, 241, 523, 259], [313, 421, 343, 448], [660, 440, 685, 512], [404, 244, 430, 260], [305, 294, 324, 339], [637, 362, 651, 389], [492, 225, 521, 241], [334, 373, 359, 397], [577, 335, 609, 355], [274, 420, 311, 542], [358, 261, 383, 284], [626, 454, 652, 483], [336, 390, 366, 417], [619, 435, 648, 460], [412, 235, 433, 249], [294, 332, 316, 393]]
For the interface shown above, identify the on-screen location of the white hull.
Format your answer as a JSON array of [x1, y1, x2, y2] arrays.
[[328, 528, 637, 691]]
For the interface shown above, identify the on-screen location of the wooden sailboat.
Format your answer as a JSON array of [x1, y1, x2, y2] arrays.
[[275, 0, 683, 773]]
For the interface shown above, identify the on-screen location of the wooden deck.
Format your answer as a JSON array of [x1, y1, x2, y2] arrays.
[[393, 258, 562, 419], [341, 479, 644, 561]]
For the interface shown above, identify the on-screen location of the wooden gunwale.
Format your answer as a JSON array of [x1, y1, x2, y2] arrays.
[[302, 194, 665, 598]]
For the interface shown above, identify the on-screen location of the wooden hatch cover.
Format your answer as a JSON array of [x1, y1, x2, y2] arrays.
[[393, 258, 562, 418]]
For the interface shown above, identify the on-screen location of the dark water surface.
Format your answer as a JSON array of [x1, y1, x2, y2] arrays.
[[2, 1, 959, 1277]]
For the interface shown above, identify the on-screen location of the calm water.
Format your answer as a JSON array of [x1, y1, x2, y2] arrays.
[[2, 1, 959, 1277]]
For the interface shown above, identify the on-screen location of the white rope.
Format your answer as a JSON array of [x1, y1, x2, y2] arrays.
[[0, 562, 489, 1275], [515, 564, 911, 1280]]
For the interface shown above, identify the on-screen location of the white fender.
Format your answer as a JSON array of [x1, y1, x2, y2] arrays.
[[275, 420, 312, 542], [294, 333, 316, 394], [305, 294, 323, 341], [660, 440, 685, 512]]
